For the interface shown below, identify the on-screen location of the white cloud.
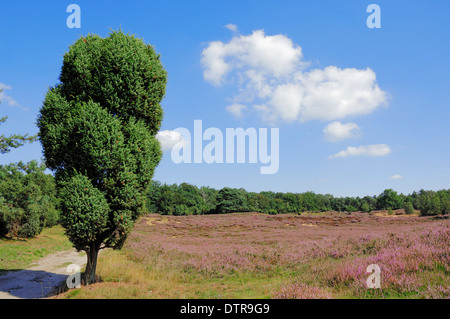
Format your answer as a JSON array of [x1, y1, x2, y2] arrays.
[[156, 130, 187, 152], [329, 144, 391, 159], [201, 29, 303, 87], [0, 83, 26, 110], [389, 174, 403, 180], [226, 103, 247, 118], [201, 29, 387, 124], [224, 24, 238, 32], [323, 121, 361, 142]]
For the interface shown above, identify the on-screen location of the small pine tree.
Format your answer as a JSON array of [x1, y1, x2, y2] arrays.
[[404, 202, 414, 215], [361, 203, 371, 213]]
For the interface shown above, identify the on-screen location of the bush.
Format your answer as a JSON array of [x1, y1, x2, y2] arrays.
[[346, 206, 357, 213], [361, 203, 371, 213], [0, 161, 59, 238], [419, 194, 440, 216], [404, 202, 414, 215]]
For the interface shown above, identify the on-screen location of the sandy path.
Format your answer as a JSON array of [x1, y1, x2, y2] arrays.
[[0, 249, 86, 299]]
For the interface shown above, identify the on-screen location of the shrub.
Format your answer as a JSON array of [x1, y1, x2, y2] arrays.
[[0, 161, 59, 238], [404, 202, 414, 215], [419, 195, 440, 216], [361, 203, 371, 213]]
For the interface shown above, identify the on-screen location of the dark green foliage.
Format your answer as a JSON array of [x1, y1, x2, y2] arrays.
[[346, 205, 358, 213], [147, 181, 450, 218], [37, 30, 166, 284], [199, 186, 218, 213], [59, 173, 110, 250], [149, 183, 218, 215], [404, 201, 414, 215], [418, 189, 450, 216], [361, 202, 371, 213], [216, 187, 248, 214], [376, 189, 403, 210], [58, 31, 166, 136], [0, 161, 59, 238]]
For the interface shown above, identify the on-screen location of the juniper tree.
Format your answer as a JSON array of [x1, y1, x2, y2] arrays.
[[37, 30, 167, 284]]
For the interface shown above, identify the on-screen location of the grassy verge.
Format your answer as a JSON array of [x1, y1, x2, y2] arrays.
[[0, 225, 72, 273]]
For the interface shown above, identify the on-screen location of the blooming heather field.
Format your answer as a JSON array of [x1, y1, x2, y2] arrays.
[[64, 212, 449, 299]]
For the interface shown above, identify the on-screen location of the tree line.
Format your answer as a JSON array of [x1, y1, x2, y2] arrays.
[[1, 166, 449, 239], [147, 181, 450, 217]]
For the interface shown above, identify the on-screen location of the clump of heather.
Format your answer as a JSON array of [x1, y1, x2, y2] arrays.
[[272, 282, 331, 299], [419, 285, 450, 299], [324, 222, 449, 298]]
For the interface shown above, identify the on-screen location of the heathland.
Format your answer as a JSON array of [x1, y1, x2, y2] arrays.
[[50, 210, 449, 299]]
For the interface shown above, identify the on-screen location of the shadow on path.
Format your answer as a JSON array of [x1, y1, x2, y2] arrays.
[[0, 269, 68, 299]]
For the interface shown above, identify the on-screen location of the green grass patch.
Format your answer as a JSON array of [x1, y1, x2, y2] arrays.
[[0, 225, 72, 272]]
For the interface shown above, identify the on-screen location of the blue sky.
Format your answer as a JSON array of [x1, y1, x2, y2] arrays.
[[0, 0, 449, 197]]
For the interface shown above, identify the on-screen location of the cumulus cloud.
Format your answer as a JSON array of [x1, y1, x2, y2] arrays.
[[156, 130, 187, 152], [226, 103, 247, 118], [389, 174, 403, 180], [201, 29, 303, 87], [323, 121, 361, 142], [201, 29, 387, 124], [329, 144, 391, 159]]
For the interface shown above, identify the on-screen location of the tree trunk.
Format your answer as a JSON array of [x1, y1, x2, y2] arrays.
[[84, 244, 99, 285]]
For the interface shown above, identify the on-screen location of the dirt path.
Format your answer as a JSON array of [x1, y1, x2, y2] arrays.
[[0, 249, 86, 299]]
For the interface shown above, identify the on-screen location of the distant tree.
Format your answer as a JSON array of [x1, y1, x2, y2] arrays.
[[363, 195, 376, 209], [216, 187, 248, 214], [146, 180, 162, 213], [178, 183, 202, 214], [199, 186, 217, 214], [377, 189, 403, 210], [346, 205, 357, 213], [331, 197, 345, 212], [37, 30, 167, 284], [404, 201, 414, 215], [437, 190, 450, 215], [302, 192, 319, 211], [282, 192, 301, 213], [361, 202, 371, 213], [159, 186, 178, 215], [418, 191, 441, 216]]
